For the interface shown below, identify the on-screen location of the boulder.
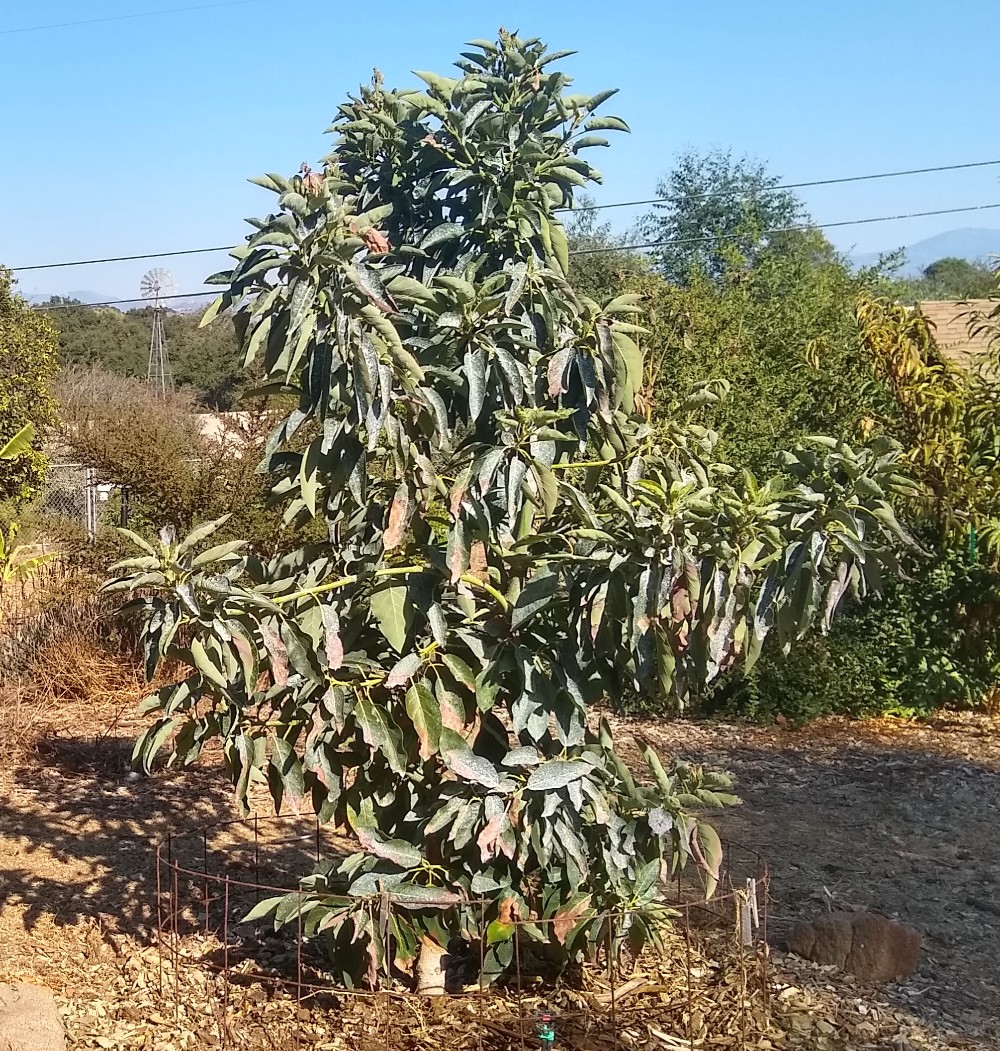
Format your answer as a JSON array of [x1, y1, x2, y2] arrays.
[[787, 911, 921, 983], [0, 983, 65, 1051]]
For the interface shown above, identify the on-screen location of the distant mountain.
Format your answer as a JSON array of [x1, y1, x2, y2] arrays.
[[23, 290, 209, 312], [24, 290, 116, 306], [851, 227, 1000, 277]]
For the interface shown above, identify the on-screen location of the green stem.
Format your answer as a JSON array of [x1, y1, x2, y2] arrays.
[[459, 574, 510, 611], [274, 565, 427, 606], [550, 459, 613, 471]]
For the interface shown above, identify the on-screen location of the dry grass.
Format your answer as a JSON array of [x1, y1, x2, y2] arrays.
[[0, 564, 147, 763]]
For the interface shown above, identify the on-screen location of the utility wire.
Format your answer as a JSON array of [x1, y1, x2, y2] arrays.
[[572, 158, 1000, 214], [0, 0, 266, 36], [14, 245, 231, 273], [36, 291, 217, 312], [33, 197, 1000, 312], [17, 199, 1000, 278], [572, 201, 1000, 256], [12, 154, 1000, 273]]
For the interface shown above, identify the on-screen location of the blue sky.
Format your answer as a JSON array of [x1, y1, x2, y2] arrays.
[[2, 0, 996, 300]]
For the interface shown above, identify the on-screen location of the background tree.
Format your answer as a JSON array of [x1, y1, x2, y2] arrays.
[[632, 228, 892, 476], [888, 256, 997, 304], [110, 33, 915, 991], [39, 300, 244, 409], [53, 367, 321, 554], [0, 268, 57, 508], [564, 193, 649, 300], [640, 149, 803, 284]]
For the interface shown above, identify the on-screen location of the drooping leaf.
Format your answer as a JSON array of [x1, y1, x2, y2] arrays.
[[406, 682, 441, 760], [370, 581, 413, 653]]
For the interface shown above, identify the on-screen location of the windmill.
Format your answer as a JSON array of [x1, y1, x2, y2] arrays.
[[141, 267, 176, 395]]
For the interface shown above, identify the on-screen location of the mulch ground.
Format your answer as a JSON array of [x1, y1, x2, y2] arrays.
[[0, 682, 997, 1050]]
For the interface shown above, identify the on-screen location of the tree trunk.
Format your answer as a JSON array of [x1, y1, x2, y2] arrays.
[[415, 937, 448, 996]]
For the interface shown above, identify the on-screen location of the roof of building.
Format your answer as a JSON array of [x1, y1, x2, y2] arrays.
[[915, 300, 996, 369]]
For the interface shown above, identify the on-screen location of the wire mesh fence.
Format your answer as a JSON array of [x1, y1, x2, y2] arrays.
[[155, 815, 773, 1050], [32, 463, 128, 539]]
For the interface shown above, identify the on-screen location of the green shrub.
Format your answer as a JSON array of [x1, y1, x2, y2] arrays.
[[703, 540, 1000, 723]]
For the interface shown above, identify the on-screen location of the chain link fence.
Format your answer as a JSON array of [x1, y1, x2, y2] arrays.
[[35, 463, 128, 540]]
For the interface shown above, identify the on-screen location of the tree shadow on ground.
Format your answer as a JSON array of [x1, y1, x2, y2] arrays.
[[0, 735, 344, 943]]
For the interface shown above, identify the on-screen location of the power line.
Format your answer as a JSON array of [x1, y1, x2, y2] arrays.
[[33, 198, 1000, 312], [35, 291, 217, 312], [11, 152, 1000, 273], [14, 245, 231, 273], [572, 202, 1000, 256], [0, 0, 266, 36], [572, 158, 1000, 214], [16, 199, 1000, 278]]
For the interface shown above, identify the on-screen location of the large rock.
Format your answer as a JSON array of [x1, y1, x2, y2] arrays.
[[787, 911, 921, 983], [0, 983, 65, 1051]]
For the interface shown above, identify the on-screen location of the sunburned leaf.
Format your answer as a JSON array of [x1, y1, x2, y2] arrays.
[[384, 482, 413, 551], [552, 893, 592, 945], [439, 727, 500, 788], [259, 624, 289, 686], [347, 262, 397, 314], [387, 653, 422, 688], [406, 682, 441, 760], [321, 605, 344, 671]]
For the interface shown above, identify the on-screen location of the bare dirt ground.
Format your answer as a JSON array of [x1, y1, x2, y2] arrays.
[[610, 712, 1000, 1045], [1, 685, 997, 1049]]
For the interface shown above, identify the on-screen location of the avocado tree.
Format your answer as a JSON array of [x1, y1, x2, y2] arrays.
[[108, 32, 915, 990]]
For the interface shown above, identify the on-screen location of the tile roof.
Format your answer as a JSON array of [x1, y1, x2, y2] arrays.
[[915, 300, 996, 369]]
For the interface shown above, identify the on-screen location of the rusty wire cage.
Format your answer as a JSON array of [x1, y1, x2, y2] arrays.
[[155, 814, 771, 1050]]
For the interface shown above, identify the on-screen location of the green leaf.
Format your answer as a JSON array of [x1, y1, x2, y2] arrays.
[[269, 737, 305, 809], [549, 220, 570, 277], [370, 582, 413, 653], [530, 459, 559, 519], [190, 637, 227, 690], [525, 760, 590, 792], [611, 330, 643, 411], [584, 88, 619, 112], [420, 223, 464, 250], [355, 698, 406, 774], [192, 540, 247, 568], [439, 728, 500, 788], [486, 920, 515, 945], [115, 528, 157, 557], [355, 826, 421, 869], [406, 682, 441, 760], [177, 514, 232, 555], [389, 884, 461, 909], [441, 653, 476, 691], [0, 423, 33, 461], [465, 346, 487, 421], [693, 822, 723, 899], [584, 115, 630, 133], [511, 570, 558, 630], [243, 895, 284, 924], [413, 71, 457, 99]]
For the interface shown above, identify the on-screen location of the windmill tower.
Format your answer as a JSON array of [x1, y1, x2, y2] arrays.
[[141, 268, 176, 395]]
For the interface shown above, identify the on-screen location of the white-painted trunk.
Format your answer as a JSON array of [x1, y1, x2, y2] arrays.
[[415, 937, 447, 996]]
